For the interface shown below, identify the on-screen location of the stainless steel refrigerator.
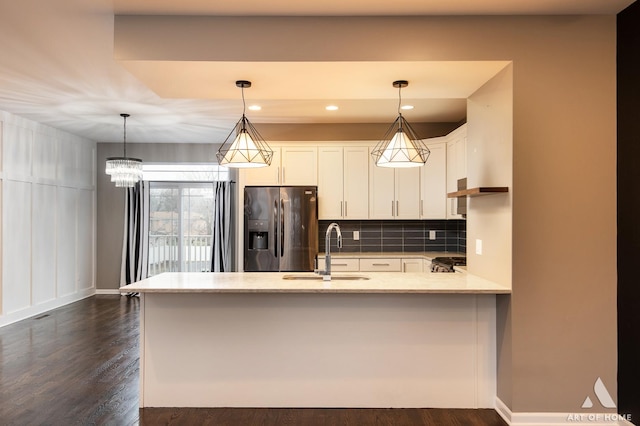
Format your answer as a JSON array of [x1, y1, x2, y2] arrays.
[[244, 186, 318, 272]]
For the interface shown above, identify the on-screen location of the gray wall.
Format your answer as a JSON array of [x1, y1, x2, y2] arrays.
[[115, 14, 618, 412], [96, 143, 220, 290]]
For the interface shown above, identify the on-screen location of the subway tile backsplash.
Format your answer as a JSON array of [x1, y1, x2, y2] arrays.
[[318, 220, 466, 254]]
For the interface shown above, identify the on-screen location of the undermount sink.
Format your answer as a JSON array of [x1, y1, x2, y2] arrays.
[[282, 274, 370, 281]]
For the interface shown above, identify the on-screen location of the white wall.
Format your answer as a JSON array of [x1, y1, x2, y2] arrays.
[[0, 111, 96, 327]]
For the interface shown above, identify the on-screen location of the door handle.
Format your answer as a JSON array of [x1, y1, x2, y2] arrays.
[[396, 200, 399, 217], [391, 200, 394, 217], [273, 199, 278, 257], [345, 201, 348, 217], [340, 201, 343, 217], [421, 200, 424, 216], [281, 198, 285, 257]]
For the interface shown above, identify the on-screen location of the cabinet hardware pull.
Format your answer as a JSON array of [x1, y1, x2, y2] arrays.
[[421, 200, 424, 216], [332, 263, 348, 266], [345, 201, 348, 217], [373, 263, 390, 266], [391, 200, 394, 216], [396, 200, 399, 216], [340, 201, 343, 217]]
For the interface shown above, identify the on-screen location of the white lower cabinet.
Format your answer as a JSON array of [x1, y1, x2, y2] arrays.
[[359, 258, 402, 272], [423, 259, 432, 272], [318, 256, 433, 273], [317, 257, 360, 272], [401, 258, 423, 273]]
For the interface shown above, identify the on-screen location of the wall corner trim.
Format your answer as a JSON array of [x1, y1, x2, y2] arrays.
[[495, 398, 632, 426]]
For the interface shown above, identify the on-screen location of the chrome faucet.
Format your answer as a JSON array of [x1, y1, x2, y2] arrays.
[[315, 222, 342, 281]]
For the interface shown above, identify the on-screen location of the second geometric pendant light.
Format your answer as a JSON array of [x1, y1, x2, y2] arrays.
[[371, 80, 430, 168]]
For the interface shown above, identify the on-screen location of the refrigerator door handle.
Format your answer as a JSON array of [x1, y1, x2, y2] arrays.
[[274, 199, 279, 258], [281, 198, 285, 257]]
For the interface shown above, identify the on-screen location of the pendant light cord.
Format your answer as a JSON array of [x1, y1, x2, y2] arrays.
[[241, 84, 247, 117], [397, 84, 402, 116], [122, 114, 127, 157]]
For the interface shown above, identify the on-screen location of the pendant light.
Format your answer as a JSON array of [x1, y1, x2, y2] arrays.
[[105, 114, 143, 187], [371, 80, 430, 168], [216, 80, 273, 168]]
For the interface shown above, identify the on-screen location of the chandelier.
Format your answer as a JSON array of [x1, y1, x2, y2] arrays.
[[105, 113, 143, 187]]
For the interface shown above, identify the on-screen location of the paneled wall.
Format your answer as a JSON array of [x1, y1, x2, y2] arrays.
[[0, 111, 96, 327]]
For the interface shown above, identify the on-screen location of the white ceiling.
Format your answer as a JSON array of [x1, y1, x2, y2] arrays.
[[0, 0, 633, 143]]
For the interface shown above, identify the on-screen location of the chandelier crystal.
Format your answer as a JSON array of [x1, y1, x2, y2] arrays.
[[105, 113, 143, 187]]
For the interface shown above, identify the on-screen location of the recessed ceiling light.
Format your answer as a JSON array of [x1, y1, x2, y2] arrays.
[[325, 105, 339, 111], [401, 105, 414, 110], [248, 105, 262, 111]]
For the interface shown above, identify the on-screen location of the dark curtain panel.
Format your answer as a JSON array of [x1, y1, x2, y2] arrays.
[[121, 181, 150, 286], [211, 181, 233, 272]]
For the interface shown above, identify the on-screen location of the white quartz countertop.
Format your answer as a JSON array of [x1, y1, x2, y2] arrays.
[[120, 270, 511, 294]]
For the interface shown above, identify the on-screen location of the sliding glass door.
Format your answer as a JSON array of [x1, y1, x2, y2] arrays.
[[148, 183, 214, 276]]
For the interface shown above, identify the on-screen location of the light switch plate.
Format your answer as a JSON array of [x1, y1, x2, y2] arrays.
[[353, 231, 360, 241], [476, 239, 483, 255], [429, 230, 436, 240]]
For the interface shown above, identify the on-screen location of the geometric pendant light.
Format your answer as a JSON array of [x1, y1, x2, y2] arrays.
[[371, 80, 430, 168], [105, 113, 143, 187], [216, 80, 274, 168]]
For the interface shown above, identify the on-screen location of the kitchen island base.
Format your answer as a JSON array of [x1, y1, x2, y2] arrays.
[[139, 292, 496, 408]]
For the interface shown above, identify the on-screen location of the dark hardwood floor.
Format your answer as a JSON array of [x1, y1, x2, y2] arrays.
[[0, 295, 508, 426]]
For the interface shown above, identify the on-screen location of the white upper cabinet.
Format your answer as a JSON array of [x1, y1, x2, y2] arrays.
[[243, 146, 317, 186], [342, 147, 369, 219], [281, 146, 317, 185], [242, 148, 282, 185], [318, 147, 343, 219], [420, 140, 447, 219], [318, 146, 369, 220], [446, 124, 467, 219], [369, 157, 421, 220]]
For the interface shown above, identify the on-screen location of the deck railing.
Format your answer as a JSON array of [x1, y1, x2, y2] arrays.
[[148, 234, 212, 276]]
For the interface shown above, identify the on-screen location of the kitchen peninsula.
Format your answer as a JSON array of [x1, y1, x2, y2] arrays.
[[123, 270, 509, 408]]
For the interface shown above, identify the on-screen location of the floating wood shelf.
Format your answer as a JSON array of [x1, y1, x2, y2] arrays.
[[447, 187, 509, 198]]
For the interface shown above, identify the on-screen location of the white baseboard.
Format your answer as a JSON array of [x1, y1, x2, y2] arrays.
[[496, 398, 635, 426], [95, 289, 121, 295], [0, 288, 95, 328]]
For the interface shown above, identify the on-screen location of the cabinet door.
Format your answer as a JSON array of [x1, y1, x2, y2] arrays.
[[359, 258, 402, 272], [281, 147, 317, 185], [343, 146, 369, 219], [318, 147, 344, 219], [394, 167, 421, 219], [402, 258, 423, 273], [243, 148, 281, 185], [369, 160, 395, 219], [317, 257, 360, 272], [446, 138, 465, 219], [421, 142, 447, 219]]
